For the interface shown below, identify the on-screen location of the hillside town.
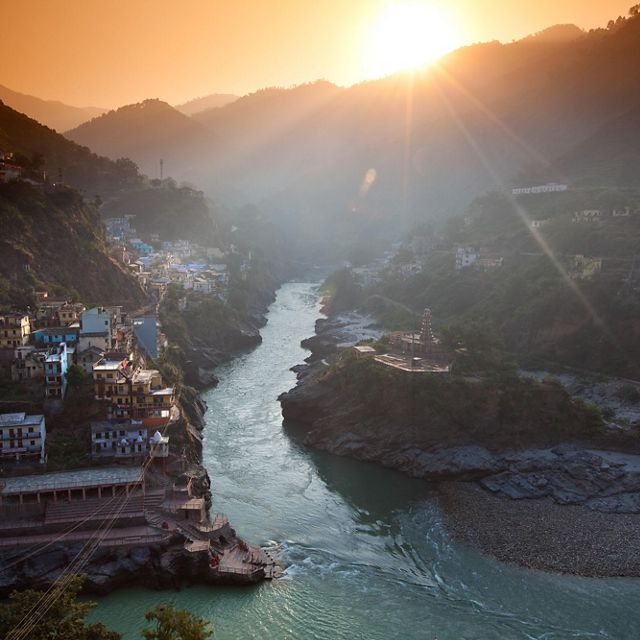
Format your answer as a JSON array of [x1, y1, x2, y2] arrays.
[[0, 210, 276, 584]]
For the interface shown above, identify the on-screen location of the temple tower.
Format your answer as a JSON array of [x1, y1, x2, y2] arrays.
[[420, 308, 435, 351]]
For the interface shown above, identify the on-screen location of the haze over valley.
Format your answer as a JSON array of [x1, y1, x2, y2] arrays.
[[2, 2, 640, 639]]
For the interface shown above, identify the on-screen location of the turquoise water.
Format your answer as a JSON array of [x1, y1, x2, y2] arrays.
[[91, 282, 640, 639]]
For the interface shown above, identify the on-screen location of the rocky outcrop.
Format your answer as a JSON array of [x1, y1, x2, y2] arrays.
[[0, 531, 270, 597], [281, 313, 640, 516]]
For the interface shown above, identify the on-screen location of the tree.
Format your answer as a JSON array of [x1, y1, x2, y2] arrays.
[[141, 604, 213, 640], [66, 363, 86, 391], [0, 576, 121, 640]]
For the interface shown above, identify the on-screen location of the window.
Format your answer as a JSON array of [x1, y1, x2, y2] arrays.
[[30, 440, 35, 446]]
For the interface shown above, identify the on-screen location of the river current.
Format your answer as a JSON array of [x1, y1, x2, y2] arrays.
[[92, 282, 640, 639]]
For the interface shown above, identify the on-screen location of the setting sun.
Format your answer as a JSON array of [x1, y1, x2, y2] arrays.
[[365, 1, 460, 78]]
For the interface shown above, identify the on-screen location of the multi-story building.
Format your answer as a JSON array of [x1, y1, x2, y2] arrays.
[[572, 209, 604, 224], [35, 300, 68, 327], [0, 313, 31, 349], [455, 247, 479, 270], [133, 315, 160, 359], [45, 343, 69, 399], [80, 307, 116, 350], [109, 368, 175, 427], [512, 182, 568, 195], [11, 346, 45, 382], [0, 412, 46, 463], [93, 357, 132, 399], [57, 303, 86, 326], [33, 327, 79, 347], [77, 346, 105, 374], [91, 421, 148, 460]]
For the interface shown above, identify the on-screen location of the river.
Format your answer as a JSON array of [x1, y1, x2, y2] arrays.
[[92, 281, 640, 639]]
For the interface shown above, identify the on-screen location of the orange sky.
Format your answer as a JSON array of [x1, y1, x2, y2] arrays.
[[1, 0, 633, 108]]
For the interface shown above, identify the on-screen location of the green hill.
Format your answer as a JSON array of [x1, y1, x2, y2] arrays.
[[0, 181, 145, 308], [65, 99, 216, 179], [0, 100, 221, 244]]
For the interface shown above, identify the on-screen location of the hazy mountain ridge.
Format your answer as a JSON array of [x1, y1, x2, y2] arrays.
[[35, 11, 640, 252], [0, 100, 142, 196], [0, 84, 105, 132], [0, 100, 223, 246], [65, 98, 216, 178], [70, 14, 640, 247], [175, 93, 239, 116]]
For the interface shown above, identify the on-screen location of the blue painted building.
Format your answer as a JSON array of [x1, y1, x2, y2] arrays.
[[33, 327, 79, 346], [45, 343, 69, 399], [133, 315, 159, 359]]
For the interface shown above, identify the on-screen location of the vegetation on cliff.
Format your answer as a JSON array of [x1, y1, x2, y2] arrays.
[[325, 179, 640, 378], [0, 101, 223, 243], [0, 181, 145, 308], [305, 354, 604, 451]]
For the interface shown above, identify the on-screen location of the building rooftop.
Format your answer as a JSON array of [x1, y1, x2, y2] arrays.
[[0, 466, 143, 495], [93, 359, 128, 372], [91, 421, 146, 435], [35, 327, 78, 335], [354, 345, 377, 354], [0, 413, 44, 427], [132, 369, 160, 384]]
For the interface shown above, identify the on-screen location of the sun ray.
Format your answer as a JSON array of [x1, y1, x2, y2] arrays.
[[428, 77, 617, 344]]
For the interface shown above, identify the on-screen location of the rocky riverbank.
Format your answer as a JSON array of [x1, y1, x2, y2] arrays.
[[0, 525, 270, 597], [439, 482, 640, 577], [161, 272, 281, 390], [0, 282, 284, 597], [280, 312, 640, 576]]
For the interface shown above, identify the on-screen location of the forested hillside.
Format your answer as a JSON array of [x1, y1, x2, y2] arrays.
[[0, 182, 145, 307]]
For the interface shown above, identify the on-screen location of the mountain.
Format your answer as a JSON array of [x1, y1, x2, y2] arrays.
[[65, 99, 216, 178], [0, 84, 105, 132], [0, 101, 221, 244], [556, 103, 640, 186], [522, 23, 584, 43], [54, 12, 640, 251], [0, 99, 143, 196], [0, 181, 145, 308], [175, 93, 239, 116]]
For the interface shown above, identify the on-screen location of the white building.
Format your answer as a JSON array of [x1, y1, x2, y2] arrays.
[[0, 412, 46, 463], [80, 307, 115, 350], [91, 422, 147, 459], [572, 209, 603, 224], [45, 343, 68, 399], [512, 182, 568, 195], [531, 218, 551, 229], [455, 247, 479, 270], [149, 430, 170, 458]]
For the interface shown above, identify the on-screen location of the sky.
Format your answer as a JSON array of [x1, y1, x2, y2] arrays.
[[1, 0, 633, 108]]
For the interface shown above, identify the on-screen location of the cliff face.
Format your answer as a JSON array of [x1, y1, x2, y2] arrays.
[[159, 270, 281, 390], [281, 355, 603, 455], [0, 182, 145, 308]]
